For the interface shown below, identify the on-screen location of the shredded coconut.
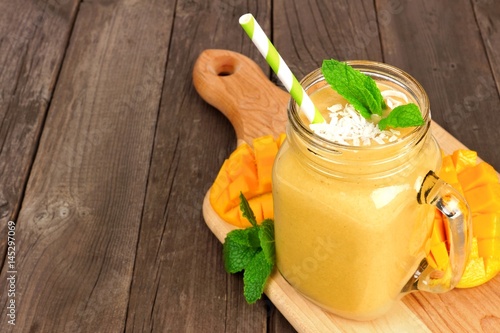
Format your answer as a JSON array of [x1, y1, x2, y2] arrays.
[[310, 90, 406, 146]]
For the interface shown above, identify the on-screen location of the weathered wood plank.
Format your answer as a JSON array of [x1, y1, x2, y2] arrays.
[[377, 0, 500, 170], [0, 0, 79, 262], [0, 0, 174, 331], [473, 0, 500, 91], [273, 0, 383, 80], [267, 298, 299, 333], [124, 1, 273, 332]]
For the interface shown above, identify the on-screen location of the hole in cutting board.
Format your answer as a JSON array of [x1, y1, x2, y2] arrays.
[[214, 56, 236, 76], [217, 64, 234, 76]]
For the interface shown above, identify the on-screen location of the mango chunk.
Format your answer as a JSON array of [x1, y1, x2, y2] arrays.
[[456, 257, 486, 288], [222, 206, 242, 226], [277, 133, 287, 147], [439, 155, 459, 184], [449, 182, 464, 196], [210, 160, 230, 199], [464, 183, 500, 214], [430, 241, 449, 270], [430, 211, 447, 246], [458, 162, 499, 192], [258, 192, 274, 219], [253, 135, 279, 194], [478, 238, 500, 259], [472, 213, 500, 239], [426, 252, 438, 269], [485, 258, 500, 276], [452, 149, 477, 173], [426, 211, 449, 269], [469, 237, 480, 259], [239, 195, 264, 222]]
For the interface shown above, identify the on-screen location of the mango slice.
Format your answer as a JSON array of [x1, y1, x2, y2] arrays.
[[210, 134, 286, 227], [428, 149, 500, 288]]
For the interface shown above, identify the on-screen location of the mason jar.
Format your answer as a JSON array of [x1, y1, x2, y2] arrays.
[[272, 61, 471, 321]]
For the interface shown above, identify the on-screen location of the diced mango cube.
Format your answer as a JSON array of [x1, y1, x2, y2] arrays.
[[472, 213, 500, 239], [438, 155, 459, 184], [464, 183, 500, 214], [458, 162, 499, 192], [239, 197, 263, 223], [258, 192, 274, 220], [277, 133, 287, 147], [430, 241, 449, 270], [452, 149, 477, 173], [469, 237, 480, 259], [456, 257, 486, 288], [228, 174, 256, 202], [478, 238, 500, 259], [426, 253, 438, 269], [485, 258, 500, 276], [222, 207, 241, 226], [253, 135, 278, 194]]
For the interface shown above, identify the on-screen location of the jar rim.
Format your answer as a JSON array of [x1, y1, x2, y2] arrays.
[[288, 60, 431, 153]]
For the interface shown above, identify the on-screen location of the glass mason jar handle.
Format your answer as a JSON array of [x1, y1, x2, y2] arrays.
[[403, 171, 472, 293]]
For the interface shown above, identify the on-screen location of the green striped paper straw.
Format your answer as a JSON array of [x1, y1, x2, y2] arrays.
[[239, 13, 325, 124]]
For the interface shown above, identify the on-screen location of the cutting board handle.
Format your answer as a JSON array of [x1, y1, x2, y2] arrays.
[[192, 49, 288, 144]]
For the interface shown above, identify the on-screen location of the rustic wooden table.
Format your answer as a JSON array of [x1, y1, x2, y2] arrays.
[[1, 0, 499, 332]]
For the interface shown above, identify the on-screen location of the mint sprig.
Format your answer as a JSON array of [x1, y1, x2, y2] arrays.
[[223, 193, 275, 303], [321, 59, 424, 130]]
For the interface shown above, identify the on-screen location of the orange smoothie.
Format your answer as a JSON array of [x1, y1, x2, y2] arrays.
[[272, 65, 443, 320]]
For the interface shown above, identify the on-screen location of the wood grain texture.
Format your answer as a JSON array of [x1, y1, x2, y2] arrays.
[[124, 1, 273, 332], [473, 0, 500, 90], [273, 0, 383, 78], [0, 0, 79, 261], [0, 0, 173, 331]]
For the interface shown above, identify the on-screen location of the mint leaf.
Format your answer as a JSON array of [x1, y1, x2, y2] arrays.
[[223, 194, 276, 304], [259, 219, 275, 265], [243, 251, 274, 303], [223, 229, 259, 273], [378, 103, 424, 130], [322, 59, 385, 117], [239, 192, 257, 227], [246, 226, 261, 249]]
